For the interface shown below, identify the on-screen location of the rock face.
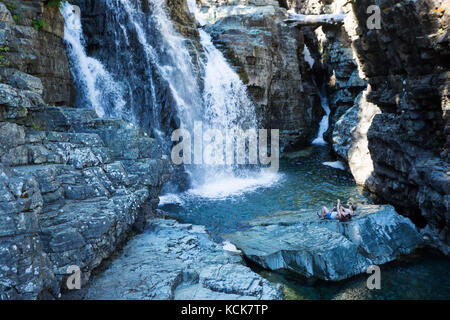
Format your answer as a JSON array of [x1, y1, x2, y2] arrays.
[[197, 0, 323, 150], [0, 69, 170, 299], [332, 89, 381, 185], [225, 205, 424, 281], [296, 0, 449, 254], [81, 218, 282, 300], [285, 0, 367, 142], [347, 0, 449, 254], [0, 0, 74, 105]]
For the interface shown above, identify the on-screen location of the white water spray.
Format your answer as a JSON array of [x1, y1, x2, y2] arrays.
[[183, 0, 282, 197], [60, 2, 126, 119], [312, 84, 331, 146]]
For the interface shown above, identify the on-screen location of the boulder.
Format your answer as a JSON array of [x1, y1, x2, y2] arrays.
[[225, 205, 424, 281]]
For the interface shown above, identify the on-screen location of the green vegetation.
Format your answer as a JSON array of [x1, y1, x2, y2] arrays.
[[31, 122, 43, 131], [45, 0, 67, 8], [4, 2, 16, 13], [0, 55, 10, 67], [32, 19, 48, 31], [12, 14, 22, 24]]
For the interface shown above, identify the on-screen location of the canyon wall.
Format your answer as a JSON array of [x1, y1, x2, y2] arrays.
[[0, 1, 170, 299], [350, 0, 449, 254], [291, 0, 449, 254], [0, 0, 74, 105]]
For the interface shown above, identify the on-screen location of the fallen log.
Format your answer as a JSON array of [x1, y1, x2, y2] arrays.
[[284, 12, 346, 27]]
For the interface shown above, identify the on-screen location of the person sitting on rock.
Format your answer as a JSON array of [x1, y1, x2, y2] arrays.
[[318, 200, 356, 221], [337, 199, 357, 222]]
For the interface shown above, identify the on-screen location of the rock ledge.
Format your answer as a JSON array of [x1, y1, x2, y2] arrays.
[[225, 205, 424, 281]]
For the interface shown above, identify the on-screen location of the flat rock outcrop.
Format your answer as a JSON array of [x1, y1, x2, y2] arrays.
[[225, 205, 424, 281], [82, 218, 282, 300]]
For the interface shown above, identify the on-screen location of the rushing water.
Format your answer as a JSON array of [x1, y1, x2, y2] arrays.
[[61, 3, 127, 119], [62, 0, 202, 147], [311, 82, 331, 146]]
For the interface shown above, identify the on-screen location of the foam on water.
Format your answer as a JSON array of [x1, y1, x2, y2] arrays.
[[187, 171, 282, 199], [312, 83, 331, 146], [159, 193, 185, 206], [222, 241, 241, 253], [323, 161, 346, 170]]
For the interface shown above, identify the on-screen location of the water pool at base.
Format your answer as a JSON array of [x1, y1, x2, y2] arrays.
[[159, 146, 450, 300]]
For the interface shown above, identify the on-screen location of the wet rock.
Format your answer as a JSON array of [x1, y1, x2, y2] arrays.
[[225, 205, 424, 281], [82, 219, 283, 300]]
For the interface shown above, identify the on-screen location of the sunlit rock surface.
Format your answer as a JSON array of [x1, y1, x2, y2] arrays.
[[82, 218, 283, 300], [225, 205, 424, 281], [332, 89, 381, 185]]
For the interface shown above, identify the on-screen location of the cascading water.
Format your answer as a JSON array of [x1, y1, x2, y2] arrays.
[[63, 0, 280, 198], [303, 44, 343, 169], [311, 83, 331, 146], [59, 2, 450, 301], [62, 0, 202, 145], [302, 44, 330, 146], [61, 3, 127, 120], [112, 0, 203, 131], [184, 0, 281, 197]]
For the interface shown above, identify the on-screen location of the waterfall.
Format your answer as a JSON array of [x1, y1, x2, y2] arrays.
[[185, 0, 281, 198], [62, 0, 281, 198], [311, 84, 331, 146], [60, 2, 127, 119], [302, 43, 330, 146], [112, 0, 203, 130], [62, 0, 202, 143]]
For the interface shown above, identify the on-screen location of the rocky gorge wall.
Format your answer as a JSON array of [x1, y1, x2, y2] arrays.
[[289, 0, 449, 254], [350, 0, 449, 254], [0, 0, 74, 105], [0, 1, 170, 299]]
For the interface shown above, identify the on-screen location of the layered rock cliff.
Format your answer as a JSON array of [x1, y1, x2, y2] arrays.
[[350, 0, 449, 254], [0, 1, 170, 299], [0, 0, 74, 105], [295, 0, 449, 254]]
